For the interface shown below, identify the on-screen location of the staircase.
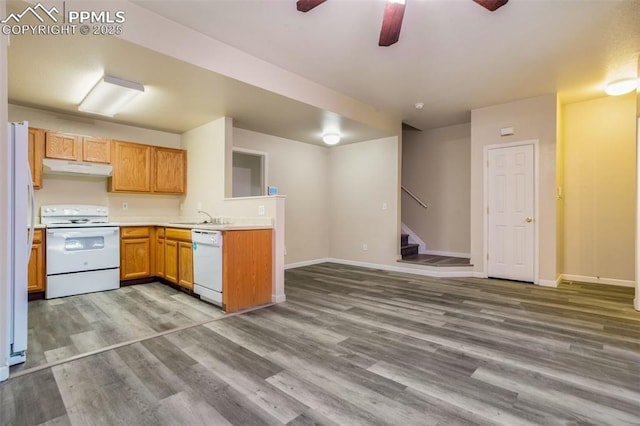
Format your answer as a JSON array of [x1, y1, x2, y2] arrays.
[[400, 233, 419, 259]]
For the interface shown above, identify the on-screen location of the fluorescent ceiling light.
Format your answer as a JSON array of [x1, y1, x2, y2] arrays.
[[605, 78, 638, 96], [322, 133, 341, 145], [78, 75, 145, 117]]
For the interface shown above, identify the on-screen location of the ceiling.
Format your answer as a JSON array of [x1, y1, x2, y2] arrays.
[[7, 0, 640, 144]]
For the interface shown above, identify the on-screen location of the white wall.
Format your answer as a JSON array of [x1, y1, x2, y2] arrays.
[[562, 94, 636, 284], [471, 94, 558, 284], [180, 116, 230, 220], [402, 123, 471, 255], [8, 104, 183, 221], [232, 128, 330, 265], [329, 137, 400, 265]]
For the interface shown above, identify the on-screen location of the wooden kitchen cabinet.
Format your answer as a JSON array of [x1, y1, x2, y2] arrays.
[[109, 141, 152, 192], [178, 241, 194, 289], [82, 136, 111, 164], [28, 127, 44, 189], [120, 227, 152, 280], [222, 229, 272, 313], [155, 227, 165, 278], [153, 147, 186, 194], [109, 141, 186, 194], [45, 131, 80, 161], [27, 229, 45, 293], [164, 228, 193, 290]]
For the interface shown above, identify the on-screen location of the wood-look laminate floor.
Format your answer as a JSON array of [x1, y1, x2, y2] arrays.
[[11, 282, 225, 374], [2, 263, 640, 426], [398, 254, 472, 267]]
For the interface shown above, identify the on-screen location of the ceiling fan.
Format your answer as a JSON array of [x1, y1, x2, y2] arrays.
[[296, 0, 509, 47]]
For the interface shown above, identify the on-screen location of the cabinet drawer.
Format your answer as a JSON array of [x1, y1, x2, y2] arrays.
[[165, 228, 191, 242], [120, 226, 151, 239]]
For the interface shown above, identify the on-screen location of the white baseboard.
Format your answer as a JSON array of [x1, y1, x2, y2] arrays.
[[400, 223, 427, 253], [473, 272, 488, 278], [272, 294, 286, 303], [537, 279, 559, 288], [327, 258, 474, 278], [561, 274, 634, 288], [0, 365, 8, 382], [425, 250, 471, 258], [635, 297, 640, 312], [284, 258, 331, 270]]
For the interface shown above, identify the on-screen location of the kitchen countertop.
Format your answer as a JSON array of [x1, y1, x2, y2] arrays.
[[115, 222, 272, 230], [33, 217, 273, 230]]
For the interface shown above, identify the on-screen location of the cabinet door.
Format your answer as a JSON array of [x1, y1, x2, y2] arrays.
[[164, 239, 179, 284], [120, 238, 151, 280], [156, 237, 165, 278], [109, 141, 152, 192], [27, 230, 45, 293], [153, 147, 186, 194], [178, 241, 193, 290], [82, 137, 111, 164], [45, 132, 80, 161], [222, 229, 272, 312], [28, 128, 44, 189]]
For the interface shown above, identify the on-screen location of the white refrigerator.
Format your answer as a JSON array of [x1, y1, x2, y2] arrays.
[[4, 121, 34, 371]]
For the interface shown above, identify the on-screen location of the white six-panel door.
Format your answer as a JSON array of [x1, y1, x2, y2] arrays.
[[487, 144, 535, 282]]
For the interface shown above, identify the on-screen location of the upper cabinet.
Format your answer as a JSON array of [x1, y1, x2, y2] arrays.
[[45, 131, 80, 161], [28, 127, 44, 189], [81, 137, 111, 164], [153, 147, 186, 194], [44, 131, 111, 164], [28, 127, 185, 195], [109, 141, 152, 192], [108, 141, 186, 194]]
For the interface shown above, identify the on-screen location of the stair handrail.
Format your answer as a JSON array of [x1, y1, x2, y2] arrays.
[[401, 185, 428, 209]]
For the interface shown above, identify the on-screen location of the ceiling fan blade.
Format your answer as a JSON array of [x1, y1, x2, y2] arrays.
[[296, 0, 327, 12], [379, 0, 406, 47], [472, 0, 509, 12]]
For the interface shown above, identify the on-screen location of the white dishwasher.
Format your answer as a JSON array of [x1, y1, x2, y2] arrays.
[[192, 229, 223, 307]]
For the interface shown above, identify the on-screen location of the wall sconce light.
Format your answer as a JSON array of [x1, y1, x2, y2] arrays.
[[605, 78, 638, 96], [322, 133, 341, 145], [79, 75, 145, 117]]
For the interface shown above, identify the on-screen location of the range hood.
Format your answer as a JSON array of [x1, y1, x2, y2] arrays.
[[43, 159, 113, 177]]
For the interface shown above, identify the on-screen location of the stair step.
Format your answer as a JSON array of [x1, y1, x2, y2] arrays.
[[401, 233, 409, 246], [401, 243, 419, 258]]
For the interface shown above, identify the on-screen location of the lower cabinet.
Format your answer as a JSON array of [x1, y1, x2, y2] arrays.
[[117, 226, 272, 313], [155, 227, 165, 278], [164, 228, 193, 290], [222, 229, 273, 313], [120, 227, 152, 280], [178, 241, 193, 290], [28, 229, 45, 293]]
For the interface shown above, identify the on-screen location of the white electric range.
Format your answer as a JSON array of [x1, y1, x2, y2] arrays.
[[41, 204, 120, 299]]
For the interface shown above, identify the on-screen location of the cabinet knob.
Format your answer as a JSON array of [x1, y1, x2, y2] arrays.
[[525, 217, 533, 223]]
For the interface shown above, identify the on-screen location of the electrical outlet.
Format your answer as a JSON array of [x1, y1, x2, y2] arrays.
[[179, 203, 184, 211], [258, 205, 265, 216], [382, 202, 388, 210], [122, 202, 128, 210], [362, 243, 368, 251]]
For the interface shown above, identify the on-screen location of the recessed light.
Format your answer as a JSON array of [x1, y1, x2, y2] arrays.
[[605, 78, 638, 96]]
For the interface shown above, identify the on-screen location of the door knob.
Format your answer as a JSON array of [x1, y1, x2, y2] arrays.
[[525, 217, 533, 223]]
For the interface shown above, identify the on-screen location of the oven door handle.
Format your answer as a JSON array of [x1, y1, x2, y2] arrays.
[[49, 229, 118, 239]]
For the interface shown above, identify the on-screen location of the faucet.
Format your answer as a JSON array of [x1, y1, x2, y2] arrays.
[[197, 210, 215, 224]]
